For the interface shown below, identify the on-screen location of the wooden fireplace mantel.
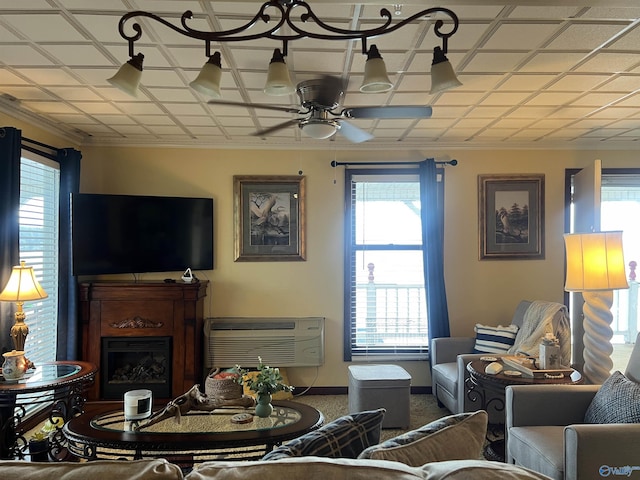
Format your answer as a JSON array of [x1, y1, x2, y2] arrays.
[[79, 280, 209, 401]]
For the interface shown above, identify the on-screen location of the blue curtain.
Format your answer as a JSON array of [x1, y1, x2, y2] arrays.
[[0, 127, 21, 354], [419, 159, 450, 347], [0, 128, 82, 359], [56, 148, 82, 360]]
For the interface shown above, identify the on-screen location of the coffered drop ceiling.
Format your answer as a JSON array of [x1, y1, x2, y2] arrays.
[[2, 0, 640, 150]]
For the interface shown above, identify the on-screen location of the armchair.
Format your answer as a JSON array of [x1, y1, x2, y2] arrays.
[[430, 300, 569, 421], [505, 333, 640, 480]]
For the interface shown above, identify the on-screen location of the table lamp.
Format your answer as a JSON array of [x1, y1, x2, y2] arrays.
[[0, 260, 48, 353], [563, 231, 628, 384]]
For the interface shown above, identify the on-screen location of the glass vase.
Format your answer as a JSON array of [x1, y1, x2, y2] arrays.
[[254, 393, 273, 418]]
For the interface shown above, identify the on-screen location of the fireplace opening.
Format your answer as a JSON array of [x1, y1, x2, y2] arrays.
[[101, 336, 172, 399]]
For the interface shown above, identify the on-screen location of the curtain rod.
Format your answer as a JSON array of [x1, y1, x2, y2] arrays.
[[22, 136, 60, 161], [330, 159, 458, 168]]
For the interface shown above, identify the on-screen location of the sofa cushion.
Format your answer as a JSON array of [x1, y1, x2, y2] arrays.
[[0, 459, 183, 480], [189, 457, 423, 480], [584, 370, 640, 424], [357, 410, 487, 466], [187, 457, 551, 480], [473, 324, 519, 354], [262, 408, 385, 460]]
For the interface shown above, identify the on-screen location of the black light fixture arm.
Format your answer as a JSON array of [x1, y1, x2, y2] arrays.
[[116, 2, 459, 58]]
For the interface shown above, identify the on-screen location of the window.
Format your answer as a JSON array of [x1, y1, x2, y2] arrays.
[[344, 169, 430, 361], [19, 154, 59, 364]]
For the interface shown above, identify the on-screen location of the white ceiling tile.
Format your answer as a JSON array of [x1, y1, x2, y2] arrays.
[[546, 74, 611, 91], [597, 75, 640, 91], [118, 103, 166, 115], [433, 92, 486, 105], [73, 102, 122, 114], [519, 52, 587, 72], [508, 6, 582, 19], [45, 86, 104, 101], [6, 14, 87, 42], [39, 45, 112, 66], [498, 74, 556, 90], [463, 52, 531, 73], [1, 46, 55, 66], [570, 92, 627, 106], [21, 101, 79, 114], [14, 68, 81, 86], [146, 87, 199, 102], [465, 106, 514, 118], [575, 52, 640, 73], [1, 86, 57, 101], [546, 23, 629, 50], [479, 91, 532, 105], [482, 23, 561, 50]]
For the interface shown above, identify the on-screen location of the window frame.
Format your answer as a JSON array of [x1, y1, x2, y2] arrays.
[[343, 167, 431, 362]]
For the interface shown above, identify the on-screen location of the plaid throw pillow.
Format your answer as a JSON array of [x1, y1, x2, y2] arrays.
[[473, 324, 519, 354], [262, 408, 385, 460], [585, 371, 640, 424]]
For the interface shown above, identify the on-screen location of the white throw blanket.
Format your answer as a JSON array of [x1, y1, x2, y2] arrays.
[[507, 300, 571, 366]]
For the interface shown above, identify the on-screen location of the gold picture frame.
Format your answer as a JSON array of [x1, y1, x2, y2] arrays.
[[478, 174, 545, 260], [233, 175, 306, 262]]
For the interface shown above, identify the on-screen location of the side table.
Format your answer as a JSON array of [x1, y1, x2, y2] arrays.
[[465, 359, 582, 462], [0, 361, 97, 460]]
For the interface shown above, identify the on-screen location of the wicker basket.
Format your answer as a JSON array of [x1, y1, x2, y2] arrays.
[[205, 368, 243, 400]]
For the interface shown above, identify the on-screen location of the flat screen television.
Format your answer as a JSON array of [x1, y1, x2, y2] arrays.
[[71, 193, 214, 276]]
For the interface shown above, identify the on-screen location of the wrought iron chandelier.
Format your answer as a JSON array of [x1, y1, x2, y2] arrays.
[[108, 1, 462, 98]]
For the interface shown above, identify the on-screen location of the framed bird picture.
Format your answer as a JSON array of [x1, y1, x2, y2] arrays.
[[478, 174, 545, 260], [233, 175, 306, 261]]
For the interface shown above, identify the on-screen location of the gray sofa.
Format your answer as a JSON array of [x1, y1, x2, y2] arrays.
[[0, 457, 554, 479], [505, 333, 640, 480]]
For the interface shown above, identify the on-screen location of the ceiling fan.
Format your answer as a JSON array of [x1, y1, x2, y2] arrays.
[[208, 76, 432, 143]]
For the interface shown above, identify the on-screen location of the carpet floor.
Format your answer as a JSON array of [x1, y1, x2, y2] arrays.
[[291, 393, 451, 441]]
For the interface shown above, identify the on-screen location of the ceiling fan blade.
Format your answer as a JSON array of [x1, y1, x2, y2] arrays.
[[208, 99, 301, 114], [252, 119, 301, 137], [342, 106, 433, 119], [337, 120, 374, 143]]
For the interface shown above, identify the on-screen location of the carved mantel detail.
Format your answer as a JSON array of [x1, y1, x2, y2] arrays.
[[109, 316, 164, 329]]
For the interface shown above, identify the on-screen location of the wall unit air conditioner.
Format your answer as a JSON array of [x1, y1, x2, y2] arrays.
[[204, 317, 324, 368]]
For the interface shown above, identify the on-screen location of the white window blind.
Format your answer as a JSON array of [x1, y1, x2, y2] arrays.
[[346, 171, 428, 360], [19, 155, 59, 365]]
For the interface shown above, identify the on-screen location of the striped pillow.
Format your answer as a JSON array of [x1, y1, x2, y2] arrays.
[[473, 324, 519, 354]]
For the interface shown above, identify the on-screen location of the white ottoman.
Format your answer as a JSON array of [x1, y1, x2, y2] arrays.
[[348, 364, 411, 429]]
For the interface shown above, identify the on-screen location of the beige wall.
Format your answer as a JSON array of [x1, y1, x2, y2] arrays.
[[5, 116, 639, 388]]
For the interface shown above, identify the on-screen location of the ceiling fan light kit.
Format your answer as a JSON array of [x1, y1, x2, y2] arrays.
[[189, 52, 223, 98], [110, 1, 461, 142]]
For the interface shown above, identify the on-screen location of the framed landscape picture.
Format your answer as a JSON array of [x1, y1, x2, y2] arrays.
[[233, 175, 306, 262], [478, 174, 545, 260]]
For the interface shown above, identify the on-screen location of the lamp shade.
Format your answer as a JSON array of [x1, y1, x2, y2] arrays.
[[0, 261, 48, 302], [564, 231, 629, 292], [264, 49, 294, 96], [190, 52, 222, 98], [360, 45, 393, 93], [429, 46, 462, 94], [107, 53, 144, 97]]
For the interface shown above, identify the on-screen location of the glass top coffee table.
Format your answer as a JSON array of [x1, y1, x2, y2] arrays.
[[64, 400, 323, 466]]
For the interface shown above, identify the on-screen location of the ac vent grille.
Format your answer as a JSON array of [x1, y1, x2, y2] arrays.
[[204, 317, 324, 368]]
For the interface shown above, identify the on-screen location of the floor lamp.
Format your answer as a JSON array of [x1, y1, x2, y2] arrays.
[[563, 231, 629, 384]]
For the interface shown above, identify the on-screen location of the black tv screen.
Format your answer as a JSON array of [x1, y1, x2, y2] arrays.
[[71, 193, 214, 276]]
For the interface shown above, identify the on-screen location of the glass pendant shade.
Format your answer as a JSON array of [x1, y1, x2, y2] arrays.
[[264, 49, 295, 96], [107, 53, 144, 97], [302, 122, 338, 139], [429, 47, 462, 94], [360, 45, 393, 93], [190, 52, 222, 98]]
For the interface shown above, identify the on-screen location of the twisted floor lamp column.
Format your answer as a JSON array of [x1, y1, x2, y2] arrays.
[[582, 290, 615, 384]]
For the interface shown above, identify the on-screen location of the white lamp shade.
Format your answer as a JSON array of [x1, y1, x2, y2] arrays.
[[564, 231, 629, 291], [0, 261, 48, 302], [429, 47, 462, 94], [264, 49, 294, 96], [107, 53, 144, 98], [190, 54, 222, 98], [301, 122, 337, 139], [430, 60, 462, 94], [360, 57, 393, 93]]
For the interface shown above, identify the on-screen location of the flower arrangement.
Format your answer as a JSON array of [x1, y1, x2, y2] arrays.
[[235, 356, 294, 397]]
